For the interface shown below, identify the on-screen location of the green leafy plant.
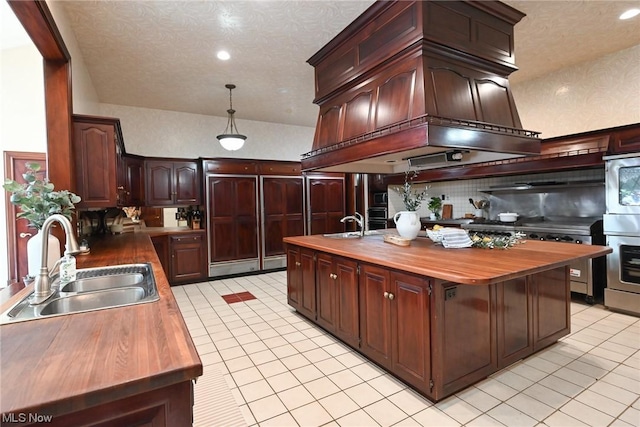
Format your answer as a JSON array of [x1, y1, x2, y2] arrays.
[[393, 171, 429, 211], [427, 196, 442, 219], [3, 162, 81, 230]]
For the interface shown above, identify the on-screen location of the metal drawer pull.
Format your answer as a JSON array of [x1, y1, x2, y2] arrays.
[[384, 291, 389, 299], [295, 262, 301, 267], [20, 232, 33, 238], [388, 293, 395, 300]]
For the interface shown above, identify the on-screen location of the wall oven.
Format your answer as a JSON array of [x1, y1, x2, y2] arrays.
[[368, 207, 388, 230], [604, 153, 640, 315]]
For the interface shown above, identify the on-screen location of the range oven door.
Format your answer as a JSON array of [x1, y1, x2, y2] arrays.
[[606, 235, 640, 293], [605, 153, 640, 214]]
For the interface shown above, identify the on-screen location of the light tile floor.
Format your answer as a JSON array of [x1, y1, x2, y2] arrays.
[[172, 272, 640, 427]]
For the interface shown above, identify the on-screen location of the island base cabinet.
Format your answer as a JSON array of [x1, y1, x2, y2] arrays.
[[432, 281, 497, 400], [497, 277, 534, 369], [286, 245, 316, 320], [316, 253, 359, 348], [24, 381, 194, 427], [532, 267, 571, 350], [359, 265, 432, 392]]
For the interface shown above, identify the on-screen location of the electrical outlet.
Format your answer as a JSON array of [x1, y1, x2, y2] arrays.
[[445, 287, 457, 300]]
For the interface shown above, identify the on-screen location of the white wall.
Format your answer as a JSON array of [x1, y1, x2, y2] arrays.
[[0, 44, 46, 286], [100, 103, 315, 160], [512, 45, 640, 138]]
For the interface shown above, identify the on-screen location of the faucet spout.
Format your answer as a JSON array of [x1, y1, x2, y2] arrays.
[[340, 212, 365, 236], [30, 214, 82, 305]]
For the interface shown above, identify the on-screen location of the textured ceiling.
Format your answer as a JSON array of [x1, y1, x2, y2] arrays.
[[59, 0, 640, 128]]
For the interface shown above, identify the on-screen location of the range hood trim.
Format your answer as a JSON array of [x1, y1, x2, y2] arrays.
[[301, 114, 540, 172]]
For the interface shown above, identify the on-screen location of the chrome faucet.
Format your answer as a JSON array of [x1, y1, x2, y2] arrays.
[[30, 214, 82, 305], [340, 212, 364, 236]]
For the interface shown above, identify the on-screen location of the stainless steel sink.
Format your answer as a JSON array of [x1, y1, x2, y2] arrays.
[[322, 230, 386, 239], [0, 263, 158, 324], [60, 273, 144, 293]]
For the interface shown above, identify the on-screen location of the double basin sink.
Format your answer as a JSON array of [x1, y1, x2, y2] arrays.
[[0, 263, 159, 324]]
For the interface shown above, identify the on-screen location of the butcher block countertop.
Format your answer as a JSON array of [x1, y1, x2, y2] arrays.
[[0, 233, 202, 417], [284, 233, 612, 285]]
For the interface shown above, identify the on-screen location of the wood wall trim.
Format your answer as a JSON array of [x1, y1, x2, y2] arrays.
[[7, 0, 75, 242]]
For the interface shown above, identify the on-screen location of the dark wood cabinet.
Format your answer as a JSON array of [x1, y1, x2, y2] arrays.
[[316, 253, 359, 348], [532, 266, 570, 350], [286, 245, 316, 320], [261, 176, 304, 269], [610, 125, 640, 154], [496, 277, 533, 369], [146, 160, 200, 206], [306, 175, 346, 235], [359, 264, 392, 367], [151, 235, 170, 279], [359, 264, 431, 389], [206, 174, 259, 276], [73, 115, 124, 209], [169, 234, 207, 284], [122, 155, 145, 206]]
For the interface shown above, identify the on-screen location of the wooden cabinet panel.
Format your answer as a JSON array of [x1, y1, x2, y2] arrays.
[[73, 118, 119, 208], [286, 245, 316, 320], [390, 271, 430, 389], [610, 126, 640, 154], [207, 175, 258, 263], [359, 264, 392, 368], [436, 281, 496, 398], [262, 177, 304, 259], [496, 277, 533, 369], [146, 161, 174, 206], [315, 253, 359, 347], [122, 155, 145, 206], [316, 253, 337, 331], [307, 176, 345, 235], [174, 162, 200, 205], [146, 160, 200, 206], [170, 234, 207, 284], [151, 235, 170, 279], [532, 266, 570, 350]]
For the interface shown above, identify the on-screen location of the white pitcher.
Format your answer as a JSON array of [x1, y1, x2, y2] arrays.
[[393, 211, 421, 240]]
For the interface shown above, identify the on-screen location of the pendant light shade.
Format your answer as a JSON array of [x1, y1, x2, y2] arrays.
[[217, 84, 247, 151]]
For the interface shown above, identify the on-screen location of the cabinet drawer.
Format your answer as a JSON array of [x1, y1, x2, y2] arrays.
[[170, 234, 203, 245], [258, 161, 301, 176], [203, 159, 259, 174]]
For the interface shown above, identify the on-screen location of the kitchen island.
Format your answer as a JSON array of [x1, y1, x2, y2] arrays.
[[284, 232, 611, 401], [0, 233, 202, 426]]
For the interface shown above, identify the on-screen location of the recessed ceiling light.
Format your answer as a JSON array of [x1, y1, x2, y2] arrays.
[[619, 8, 640, 20], [217, 51, 230, 60]]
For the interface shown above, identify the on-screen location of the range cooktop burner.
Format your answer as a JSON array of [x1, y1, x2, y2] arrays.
[[462, 216, 604, 241]]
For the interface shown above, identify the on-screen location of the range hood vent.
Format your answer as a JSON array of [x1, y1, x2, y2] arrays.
[[303, 1, 541, 173], [407, 150, 466, 169]]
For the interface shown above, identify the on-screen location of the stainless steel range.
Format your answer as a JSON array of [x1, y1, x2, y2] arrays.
[[463, 216, 606, 303]]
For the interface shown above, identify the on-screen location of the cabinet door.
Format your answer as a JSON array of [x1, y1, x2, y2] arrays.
[[496, 277, 533, 369], [123, 156, 145, 206], [359, 264, 392, 368], [297, 248, 316, 319], [287, 246, 303, 310], [316, 253, 337, 332], [146, 161, 174, 206], [334, 257, 359, 348], [174, 161, 200, 205], [307, 177, 345, 235], [73, 121, 117, 208], [170, 234, 207, 284], [262, 177, 304, 259], [207, 175, 259, 262], [532, 267, 570, 350], [151, 235, 170, 279], [390, 271, 431, 389]]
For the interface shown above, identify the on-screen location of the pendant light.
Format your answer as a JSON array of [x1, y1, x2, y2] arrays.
[[217, 83, 247, 151]]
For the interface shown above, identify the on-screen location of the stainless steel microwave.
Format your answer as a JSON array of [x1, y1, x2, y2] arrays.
[[605, 153, 640, 214], [373, 192, 388, 205]]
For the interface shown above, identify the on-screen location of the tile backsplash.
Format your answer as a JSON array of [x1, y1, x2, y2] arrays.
[[387, 168, 605, 220]]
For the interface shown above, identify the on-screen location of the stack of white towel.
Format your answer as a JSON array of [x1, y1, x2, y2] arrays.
[[439, 228, 473, 248]]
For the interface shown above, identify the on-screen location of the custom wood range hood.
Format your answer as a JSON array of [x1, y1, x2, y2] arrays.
[[302, 0, 541, 173]]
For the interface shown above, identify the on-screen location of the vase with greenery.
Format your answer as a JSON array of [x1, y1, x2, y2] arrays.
[[427, 196, 442, 220], [3, 162, 81, 276], [392, 171, 429, 240]]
